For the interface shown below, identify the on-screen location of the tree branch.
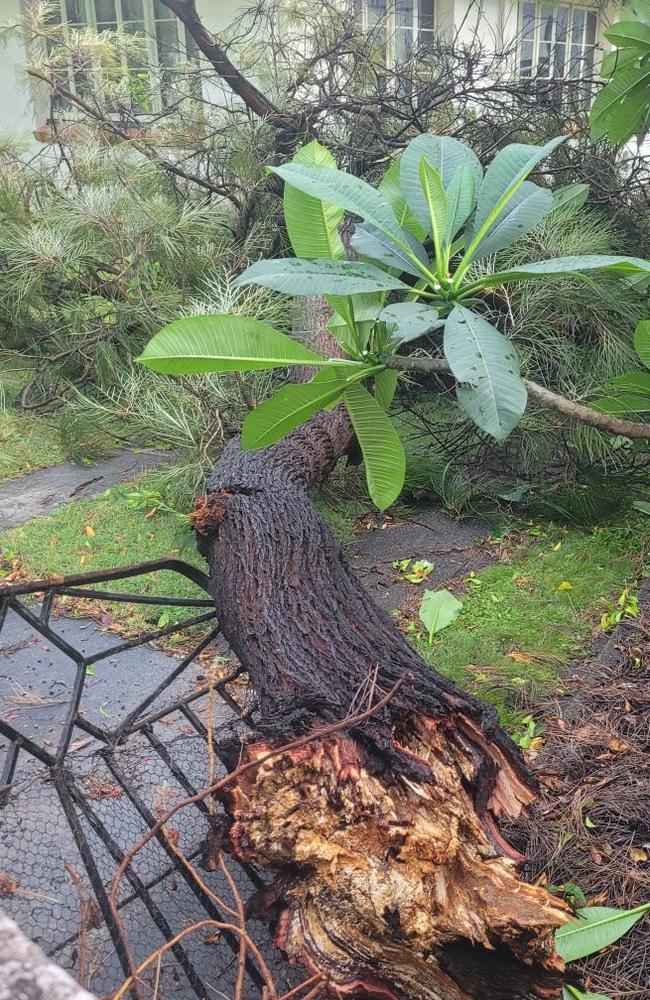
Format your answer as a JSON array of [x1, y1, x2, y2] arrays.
[[157, 0, 291, 125], [384, 355, 650, 440]]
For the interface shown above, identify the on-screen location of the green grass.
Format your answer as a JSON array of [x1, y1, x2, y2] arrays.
[[0, 476, 365, 638], [411, 518, 650, 725], [0, 482, 207, 642], [0, 409, 65, 483]]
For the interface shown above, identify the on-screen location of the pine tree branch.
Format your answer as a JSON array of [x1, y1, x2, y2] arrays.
[[383, 355, 650, 440]]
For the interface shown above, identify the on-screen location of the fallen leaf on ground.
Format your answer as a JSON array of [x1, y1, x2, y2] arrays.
[[508, 650, 534, 664]]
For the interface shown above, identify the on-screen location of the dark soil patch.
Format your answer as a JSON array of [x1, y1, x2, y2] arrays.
[[347, 507, 493, 613], [510, 589, 650, 1000]]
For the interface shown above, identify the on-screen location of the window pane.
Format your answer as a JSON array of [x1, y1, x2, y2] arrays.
[[153, 0, 174, 16], [395, 0, 414, 24], [585, 10, 597, 44], [419, 0, 434, 34], [571, 7, 585, 44], [94, 0, 116, 21], [540, 6, 554, 41], [520, 38, 534, 75], [555, 6, 568, 42], [122, 0, 145, 19], [521, 2, 536, 39], [568, 43, 582, 77], [66, 0, 89, 24], [156, 18, 182, 67], [538, 40, 551, 76], [553, 40, 565, 76]]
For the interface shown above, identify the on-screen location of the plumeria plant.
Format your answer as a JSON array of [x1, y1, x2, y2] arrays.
[[140, 134, 650, 509]]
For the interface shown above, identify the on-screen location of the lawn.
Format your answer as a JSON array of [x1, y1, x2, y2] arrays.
[[410, 518, 650, 725], [0, 409, 65, 483]]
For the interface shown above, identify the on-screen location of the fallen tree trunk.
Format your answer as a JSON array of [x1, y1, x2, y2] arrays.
[[193, 305, 570, 1000]]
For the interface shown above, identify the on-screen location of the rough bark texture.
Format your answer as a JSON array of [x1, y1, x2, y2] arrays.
[[0, 910, 96, 1000], [193, 306, 570, 999]]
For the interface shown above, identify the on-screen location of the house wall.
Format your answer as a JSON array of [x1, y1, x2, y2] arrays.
[[1, 0, 38, 138]]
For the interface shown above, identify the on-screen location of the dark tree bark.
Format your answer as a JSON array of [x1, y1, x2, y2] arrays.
[[192, 303, 570, 1000]]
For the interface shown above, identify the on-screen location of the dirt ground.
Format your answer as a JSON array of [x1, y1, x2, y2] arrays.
[[510, 590, 650, 1000]]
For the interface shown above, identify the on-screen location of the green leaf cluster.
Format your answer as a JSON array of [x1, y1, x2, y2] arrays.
[[140, 134, 650, 509], [592, 0, 650, 144], [591, 320, 650, 414]]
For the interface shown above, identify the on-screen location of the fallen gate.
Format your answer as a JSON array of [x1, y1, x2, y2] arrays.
[[0, 559, 292, 999]]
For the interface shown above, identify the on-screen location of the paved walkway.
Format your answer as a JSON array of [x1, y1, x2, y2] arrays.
[[0, 449, 168, 530]]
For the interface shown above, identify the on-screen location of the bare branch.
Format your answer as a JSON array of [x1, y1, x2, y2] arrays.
[[157, 0, 291, 125]]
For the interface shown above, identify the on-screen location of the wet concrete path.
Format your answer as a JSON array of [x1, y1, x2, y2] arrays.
[[0, 448, 168, 530]]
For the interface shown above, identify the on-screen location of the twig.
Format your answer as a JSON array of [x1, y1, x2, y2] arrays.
[[278, 974, 328, 999]]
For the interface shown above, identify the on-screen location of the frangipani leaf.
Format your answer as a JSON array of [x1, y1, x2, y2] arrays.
[[443, 306, 527, 440], [400, 134, 482, 234], [344, 381, 406, 509], [241, 365, 359, 449], [351, 222, 428, 277], [379, 157, 427, 240], [590, 65, 650, 142], [283, 141, 345, 260], [445, 164, 476, 241], [474, 255, 650, 290], [379, 301, 442, 342], [374, 368, 399, 410], [419, 159, 449, 265], [555, 903, 650, 963], [604, 20, 650, 49], [419, 589, 463, 642], [551, 183, 590, 213], [235, 258, 410, 296], [471, 181, 552, 259], [139, 314, 325, 374], [465, 136, 564, 265], [271, 162, 406, 247]]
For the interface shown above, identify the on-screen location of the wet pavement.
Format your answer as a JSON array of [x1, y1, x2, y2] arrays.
[[0, 449, 168, 530]]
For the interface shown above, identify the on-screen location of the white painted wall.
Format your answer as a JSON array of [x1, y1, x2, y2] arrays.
[[0, 0, 39, 140]]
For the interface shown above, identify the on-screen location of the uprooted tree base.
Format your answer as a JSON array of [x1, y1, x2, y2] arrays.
[[191, 390, 570, 998]]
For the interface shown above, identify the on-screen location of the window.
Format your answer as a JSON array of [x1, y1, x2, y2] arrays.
[[51, 0, 194, 112], [518, 3, 599, 80], [361, 1, 435, 63]]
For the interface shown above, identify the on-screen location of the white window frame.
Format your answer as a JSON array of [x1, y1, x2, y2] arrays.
[[360, 1, 435, 64], [517, 2, 600, 82], [54, 0, 193, 114]]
